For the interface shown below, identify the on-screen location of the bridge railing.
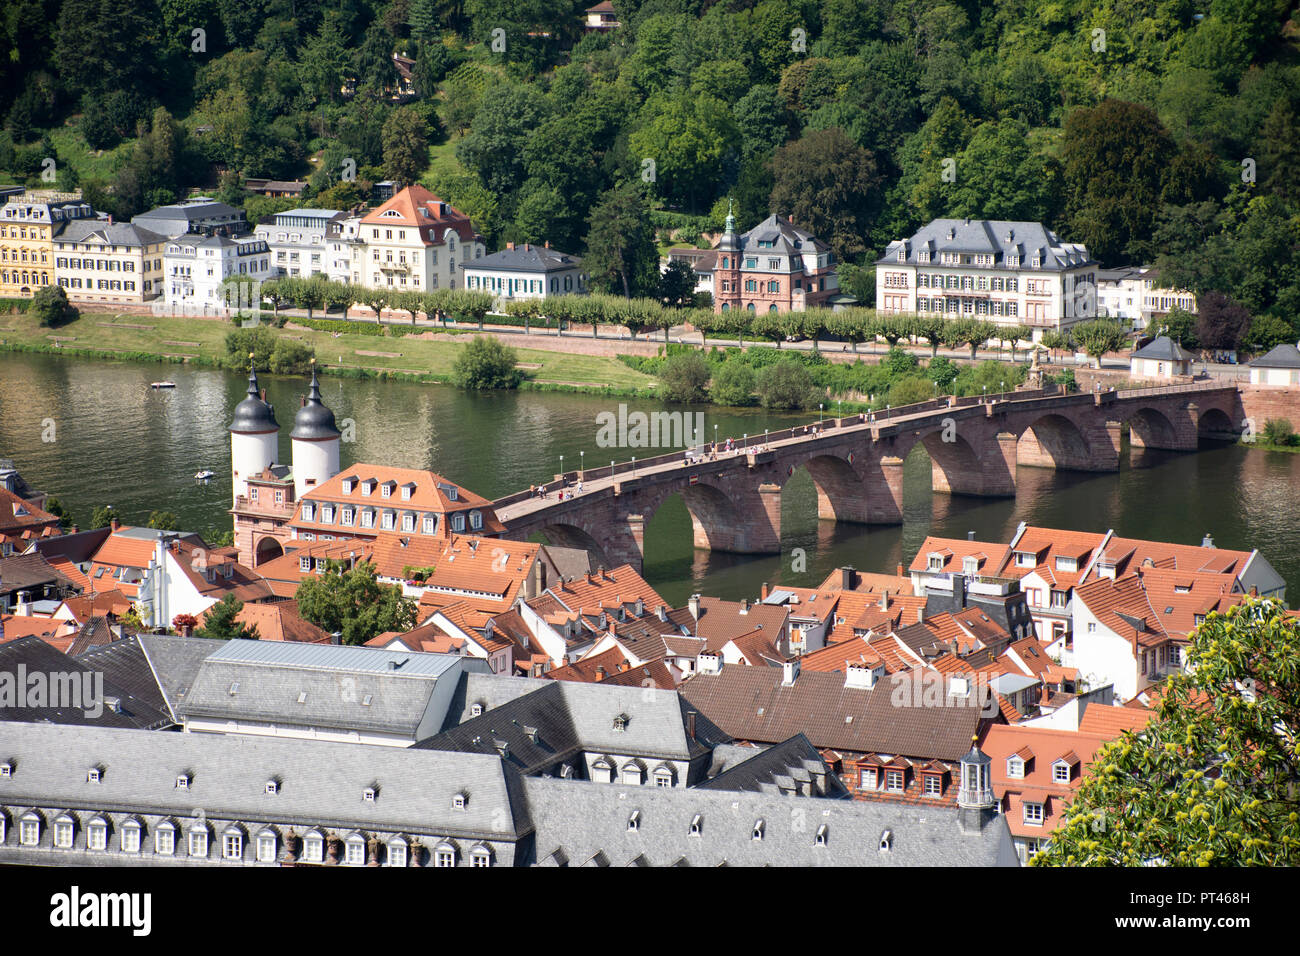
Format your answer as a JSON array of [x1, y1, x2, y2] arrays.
[[1108, 380, 1236, 399]]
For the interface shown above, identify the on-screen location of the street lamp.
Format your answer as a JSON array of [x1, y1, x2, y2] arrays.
[[559, 454, 564, 477], [819, 403, 823, 425], [580, 450, 584, 474], [632, 456, 636, 474], [1000, 380, 1005, 397]]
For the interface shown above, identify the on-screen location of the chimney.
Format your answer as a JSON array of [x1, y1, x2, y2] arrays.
[[953, 574, 967, 609], [656, 604, 669, 622], [761, 582, 769, 600], [739, 598, 749, 614], [1202, 533, 1215, 548], [896, 564, 903, 577], [110, 516, 120, 531], [688, 594, 701, 622], [841, 567, 854, 590], [844, 662, 877, 689], [595, 665, 607, 681], [506, 242, 515, 251], [781, 659, 800, 686], [967, 530, 976, 541], [686, 710, 697, 740], [697, 652, 721, 675], [878, 591, 888, 611]]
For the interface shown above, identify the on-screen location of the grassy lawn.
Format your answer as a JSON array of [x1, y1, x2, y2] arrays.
[[0, 309, 657, 390]]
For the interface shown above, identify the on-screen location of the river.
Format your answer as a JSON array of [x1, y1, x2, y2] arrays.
[[2, 353, 1298, 607]]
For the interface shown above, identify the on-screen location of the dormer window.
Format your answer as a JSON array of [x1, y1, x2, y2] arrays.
[[1055, 556, 1078, 573], [879, 829, 893, 852], [927, 553, 943, 571], [469, 510, 483, 530], [752, 820, 764, 841], [265, 779, 279, 794], [364, 787, 377, 802], [302, 503, 315, 522], [1007, 756, 1024, 778], [451, 513, 465, 532], [360, 479, 375, 496], [1015, 551, 1035, 567], [815, 824, 828, 847], [453, 792, 467, 810], [689, 814, 702, 836], [963, 556, 979, 575], [87, 767, 102, 783], [469, 702, 484, 717], [1023, 801, 1045, 826], [628, 810, 640, 832], [300, 556, 311, 572], [321, 505, 334, 524], [612, 713, 629, 732], [381, 483, 393, 498], [1052, 761, 1071, 783], [341, 478, 354, 494], [401, 484, 413, 500], [176, 773, 190, 789], [0, 762, 11, 777]]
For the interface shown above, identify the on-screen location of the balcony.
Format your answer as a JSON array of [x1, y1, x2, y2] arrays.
[[379, 261, 411, 274]]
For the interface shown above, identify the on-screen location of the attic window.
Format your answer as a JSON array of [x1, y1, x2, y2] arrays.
[[627, 810, 640, 832], [815, 824, 828, 847], [265, 780, 279, 795], [87, 767, 102, 783], [453, 792, 467, 810], [362, 694, 373, 707], [228, 682, 240, 696], [176, 774, 190, 790], [963, 556, 978, 575], [0, 762, 11, 777], [613, 714, 629, 733], [297, 691, 308, 704], [470, 703, 484, 717], [363, 787, 377, 803], [927, 553, 943, 570], [879, 829, 893, 852], [689, 814, 702, 836], [752, 820, 764, 841]]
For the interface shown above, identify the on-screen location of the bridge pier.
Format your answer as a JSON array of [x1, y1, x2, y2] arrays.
[[930, 432, 1018, 497], [864, 456, 905, 523], [1018, 417, 1120, 472]]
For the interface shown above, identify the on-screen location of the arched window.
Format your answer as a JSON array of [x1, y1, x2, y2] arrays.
[[303, 829, 325, 863], [257, 829, 278, 862], [344, 833, 366, 866], [54, 814, 75, 849], [155, 821, 176, 855], [20, 812, 41, 846], [746, 303, 755, 312], [435, 842, 457, 867], [470, 844, 493, 867], [720, 303, 729, 311], [87, 816, 109, 851], [769, 304, 777, 312], [222, 825, 244, 860]]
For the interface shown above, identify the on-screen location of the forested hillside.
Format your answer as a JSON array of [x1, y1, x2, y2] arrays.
[[2, 0, 1298, 327]]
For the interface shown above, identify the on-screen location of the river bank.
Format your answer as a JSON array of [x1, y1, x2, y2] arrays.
[[0, 309, 661, 395]]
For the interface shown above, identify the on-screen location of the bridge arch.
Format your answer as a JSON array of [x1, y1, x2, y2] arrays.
[[1017, 412, 1105, 471], [643, 478, 782, 555], [1198, 406, 1240, 440], [529, 521, 614, 570], [785, 453, 870, 523], [1123, 406, 1182, 450]]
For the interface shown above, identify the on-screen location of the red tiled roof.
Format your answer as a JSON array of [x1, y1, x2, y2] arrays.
[[908, 535, 1004, 574], [359, 185, 480, 245]]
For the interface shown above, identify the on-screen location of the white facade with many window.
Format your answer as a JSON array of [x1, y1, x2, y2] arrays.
[[162, 233, 272, 310], [54, 221, 166, 304], [254, 208, 343, 280], [876, 219, 1097, 338], [1096, 266, 1197, 330]]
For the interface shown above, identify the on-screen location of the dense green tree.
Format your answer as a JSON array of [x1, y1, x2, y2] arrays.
[[28, 286, 77, 328], [195, 594, 260, 641], [146, 511, 181, 531], [1245, 314, 1296, 352], [457, 84, 550, 197], [582, 183, 660, 299], [451, 335, 523, 390], [381, 106, 429, 185], [756, 359, 818, 410], [1035, 599, 1300, 867], [1062, 101, 1179, 263], [658, 351, 711, 403], [629, 93, 739, 212], [1072, 318, 1130, 368], [296, 560, 416, 646], [54, 0, 164, 100], [769, 128, 879, 261], [89, 505, 118, 530], [710, 360, 757, 406], [658, 260, 698, 309]]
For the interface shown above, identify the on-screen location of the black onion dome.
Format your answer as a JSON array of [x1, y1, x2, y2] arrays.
[[230, 362, 279, 434], [290, 366, 340, 440]]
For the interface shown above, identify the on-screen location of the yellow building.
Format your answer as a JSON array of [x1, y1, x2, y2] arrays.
[[55, 220, 168, 304], [0, 191, 97, 298]]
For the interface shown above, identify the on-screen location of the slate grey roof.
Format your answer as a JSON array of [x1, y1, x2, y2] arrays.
[[523, 776, 1016, 866], [0, 636, 170, 729], [134, 634, 220, 721], [1250, 343, 1300, 368], [698, 734, 851, 798], [0, 722, 531, 841], [56, 220, 167, 247], [1131, 335, 1193, 362], [879, 219, 1092, 271], [178, 641, 483, 737], [418, 678, 729, 770], [289, 367, 340, 441], [679, 665, 992, 760], [467, 245, 581, 273], [737, 214, 829, 257], [75, 636, 173, 724], [441, 672, 555, 729], [230, 365, 279, 435]]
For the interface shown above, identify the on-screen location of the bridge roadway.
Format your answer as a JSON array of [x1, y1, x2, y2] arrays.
[[493, 381, 1244, 571]]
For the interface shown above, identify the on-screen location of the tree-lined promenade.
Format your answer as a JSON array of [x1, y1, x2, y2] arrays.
[[230, 275, 1135, 367]]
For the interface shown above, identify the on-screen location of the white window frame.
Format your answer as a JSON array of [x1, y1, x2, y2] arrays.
[[435, 845, 456, 867], [121, 822, 141, 853], [345, 838, 365, 866], [1023, 802, 1045, 826], [54, 818, 74, 849], [387, 839, 407, 867], [189, 828, 209, 858], [1007, 757, 1025, 778], [1053, 761, 1070, 783], [155, 824, 175, 855], [257, 831, 277, 862], [303, 832, 324, 863], [20, 816, 39, 846], [87, 819, 108, 850], [222, 831, 243, 860]]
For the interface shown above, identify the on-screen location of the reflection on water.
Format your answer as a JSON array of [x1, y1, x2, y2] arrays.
[[2, 353, 1298, 607]]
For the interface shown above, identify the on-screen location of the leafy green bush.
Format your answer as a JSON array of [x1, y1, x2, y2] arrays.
[[1262, 418, 1297, 446], [887, 375, 937, 407], [451, 335, 523, 390], [268, 340, 316, 375], [28, 286, 78, 328], [756, 360, 818, 409], [710, 360, 757, 406], [292, 317, 386, 336], [658, 351, 711, 403]]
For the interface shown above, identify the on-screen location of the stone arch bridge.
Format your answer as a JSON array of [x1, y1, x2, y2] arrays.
[[494, 382, 1245, 572]]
